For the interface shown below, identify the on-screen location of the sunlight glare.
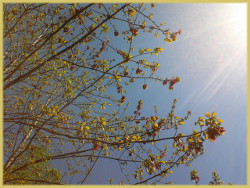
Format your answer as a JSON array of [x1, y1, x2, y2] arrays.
[[228, 4, 247, 36]]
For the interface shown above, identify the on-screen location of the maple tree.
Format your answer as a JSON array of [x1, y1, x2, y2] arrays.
[[3, 3, 225, 184]]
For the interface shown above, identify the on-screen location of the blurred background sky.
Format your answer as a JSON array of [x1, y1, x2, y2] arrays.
[[85, 3, 247, 185]]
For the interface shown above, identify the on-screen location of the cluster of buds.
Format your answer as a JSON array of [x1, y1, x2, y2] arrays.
[[100, 41, 106, 53], [114, 30, 119, 36], [170, 29, 183, 41], [149, 155, 162, 171], [147, 116, 166, 138], [117, 85, 123, 93], [91, 63, 99, 70], [160, 151, 166, 159], [164, 29, 183, 43], [136, 68, 142, 75], [178, 29, 183, 35], [207, 127, 225, 142], [93, 142, 101, 151], [134, 99, 142, 118], [128, 8, 136, 17], [94, 52, 100, 58], [129, 148, 136, 156], [121, 95, 126, 103], [158, 118, 166, 128], [143, 84, 148, 90], [134, 111, 141, 117], [124, 70, 129, 76], [162, 78, 170, 85], [169, 76, 181, 90], [130, 27, 139, 36], [187, 138, 204, 155], [162, 76, 181, 90], [137, 99, 142, 111], [140, 25, 146, 29], [173, 134, 185, 148], [117, 50, 127, 59], [135, 119, 141, 124], [190, 170, 200, 184]]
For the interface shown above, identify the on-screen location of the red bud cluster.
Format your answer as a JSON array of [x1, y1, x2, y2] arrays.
[[117, 86, 122, 93], [169, 77, 181, 90], [191, 176, 200, 184], [160, 152, 166, 159], [137, 99, 142, 111], [162, 77, 180, 90], [114, 30, 119, 36], [124, 71, 129, 76], [133, 99, 143, 119], [143, 84, 148, 90], [100, 41, 106, 53], [207, 127, 225, 142], [93, 142, 101, 151], [191, 170, 200, 184], [91, 64, 99, 69], [162, 79, 169, 85], [136, 68, 142, 75], [130, 27, 139, 36], [121, 95, 126, 103]]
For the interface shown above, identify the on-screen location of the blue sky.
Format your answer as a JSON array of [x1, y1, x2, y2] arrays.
[[85, 3, 247, 185]]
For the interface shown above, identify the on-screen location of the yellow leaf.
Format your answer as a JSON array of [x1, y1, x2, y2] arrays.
[[85, 126, 90, 130], [169, 170, 173, 174], [212, 112, 216, 117], [187, 138, 193, 142], [199, 122, 204, 126], [179, 121, 184, 125], [173, 142, 177, 148], [206, 112, 210, 118], [153, 123, 158, 128], [183, 145, 187, 152], [218, 119, 224, 123], [199, 117, 204, 121]]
